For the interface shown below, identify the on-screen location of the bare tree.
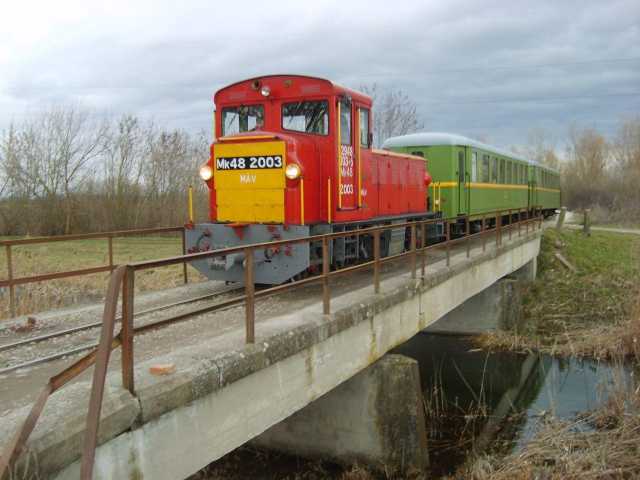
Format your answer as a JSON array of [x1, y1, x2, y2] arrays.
[[103, 115, 146, 229], [524, 128, 560, 169], [563, 125, 611, 209], [611, 117, 640, 218], [360, 84, 423, 147]]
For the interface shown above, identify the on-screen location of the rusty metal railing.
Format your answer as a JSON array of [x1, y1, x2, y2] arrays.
[[0, 226, 188, 319], [0, 207, 544, 479]]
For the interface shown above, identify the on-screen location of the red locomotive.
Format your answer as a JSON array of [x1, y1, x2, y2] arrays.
[[187, 75, 434, 284]]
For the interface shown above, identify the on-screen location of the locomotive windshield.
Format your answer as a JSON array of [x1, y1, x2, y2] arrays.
[[282, 100, 329, 135], [222, 105, 264, 135]]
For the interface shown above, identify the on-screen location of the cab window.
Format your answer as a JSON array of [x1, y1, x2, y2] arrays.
[[282, 100, 329, 135], [222, 105, 264, 136], [359, 108, 370, 147], [339, 99, 352, 145]]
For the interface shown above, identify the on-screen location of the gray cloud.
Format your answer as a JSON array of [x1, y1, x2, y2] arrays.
[[1, 0, 639, 149]]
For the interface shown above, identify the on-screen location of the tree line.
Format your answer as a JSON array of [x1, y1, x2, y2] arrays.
[[1, 101, 638, 237], [0, 107, 210, 235], [513, 119, 640, 223]]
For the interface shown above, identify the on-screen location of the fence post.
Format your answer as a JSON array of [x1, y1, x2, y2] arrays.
[[181, 228, 188, 284], [410, 224, 417, 279], [121, 266, 135, 394], [496, 212, 502, 247], [373, 230, 381, 294], [244, 248, 255, 343], [583, 209, 591, 237], [107, 236, 114, 271], [322, 237, 330, 315], [6, 245, 15, 318], [556, 207, 567, 232]]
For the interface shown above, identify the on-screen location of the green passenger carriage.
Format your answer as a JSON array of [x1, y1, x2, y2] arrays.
[[382, 132, 560, 231]]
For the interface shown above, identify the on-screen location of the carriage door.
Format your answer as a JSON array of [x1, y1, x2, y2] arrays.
[[527, 166, 537, 210], [337, 97, 357, 210], [456, 148, 468, 214]]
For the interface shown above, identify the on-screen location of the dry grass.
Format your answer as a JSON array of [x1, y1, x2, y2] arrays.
[[0, 235, 206, 320], [477, 229, 640, 360], [449, 378, 640, 480]]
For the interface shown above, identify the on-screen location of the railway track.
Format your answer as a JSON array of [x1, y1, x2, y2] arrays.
[[0, 284, 246, 375], [0, 222, 536, 377]]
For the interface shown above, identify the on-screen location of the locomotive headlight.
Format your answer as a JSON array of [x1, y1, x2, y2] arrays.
[[260, 85, 271, 97], [285, 163, 302, 180], [199, 164, 213, 181]]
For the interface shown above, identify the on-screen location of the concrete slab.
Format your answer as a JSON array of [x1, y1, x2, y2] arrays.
[[0, 230, 542, 479]]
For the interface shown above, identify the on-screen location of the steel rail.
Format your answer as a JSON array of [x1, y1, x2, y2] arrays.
[[0, 284, 244, 353], [0, 287, 244, 375]]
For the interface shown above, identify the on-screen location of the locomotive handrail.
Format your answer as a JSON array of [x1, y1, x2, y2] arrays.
[[0, 206, 544, 480]]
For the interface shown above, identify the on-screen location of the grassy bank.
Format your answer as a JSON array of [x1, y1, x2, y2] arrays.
[[450, 380, 640, 479], [459, 228, 640, 479], [0, 235, 204, 319], [477, 228, 640, 360]]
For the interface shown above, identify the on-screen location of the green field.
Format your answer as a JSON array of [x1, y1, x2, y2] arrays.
[[479, 228, 640, 359], [0, 235, 205, 320]]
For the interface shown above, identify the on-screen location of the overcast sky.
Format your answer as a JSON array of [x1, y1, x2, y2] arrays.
[[1, 0, 639, 149]]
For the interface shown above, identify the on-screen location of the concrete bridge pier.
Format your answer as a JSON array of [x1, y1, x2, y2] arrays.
[[254, 354, 429, 476], [424, 257, 536, 335]]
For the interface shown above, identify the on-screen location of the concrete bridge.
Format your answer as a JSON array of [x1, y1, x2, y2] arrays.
[[0, 227, 541, 479]]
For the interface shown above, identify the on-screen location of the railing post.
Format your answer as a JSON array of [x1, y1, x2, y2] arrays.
[[518, 209, 522, 237], [539, 207, 544, 230], [410, 224, 417, 279], [6, 245, 15, 318], [496, 212, 501, 247], [121, 266, 135, 394], [322, 237, 330, 315], [181, 228, 188, 284], [244, 248, 255, 343], [482, 215, 486, 252], [107, 236, 114, 271], [508, 209, 513, 240], [446, 222, 451, 266], [420, 223, 426, 280], [373, 230, 381, 294], [465, 216, 470, 258]]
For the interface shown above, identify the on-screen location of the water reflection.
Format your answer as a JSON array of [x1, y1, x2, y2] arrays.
[[392, 332, 634, 476]]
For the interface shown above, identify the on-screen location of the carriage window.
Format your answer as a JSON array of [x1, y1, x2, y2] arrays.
[[222, 105, 264, 136], [339, 99, 352, 145], [491, 157, 498, 183], [359, 108, 370, 147], [499, 159, 505, 184], [472, 151, 478, 182], [482, 155, 490, 182], [282, 100, 329, 135]]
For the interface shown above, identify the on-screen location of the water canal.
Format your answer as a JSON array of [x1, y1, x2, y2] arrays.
[[198, 332, 636, 479], [394, 332, 636, 477]]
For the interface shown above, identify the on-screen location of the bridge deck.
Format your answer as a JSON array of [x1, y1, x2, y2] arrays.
[[0, 225, 544, 479]]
